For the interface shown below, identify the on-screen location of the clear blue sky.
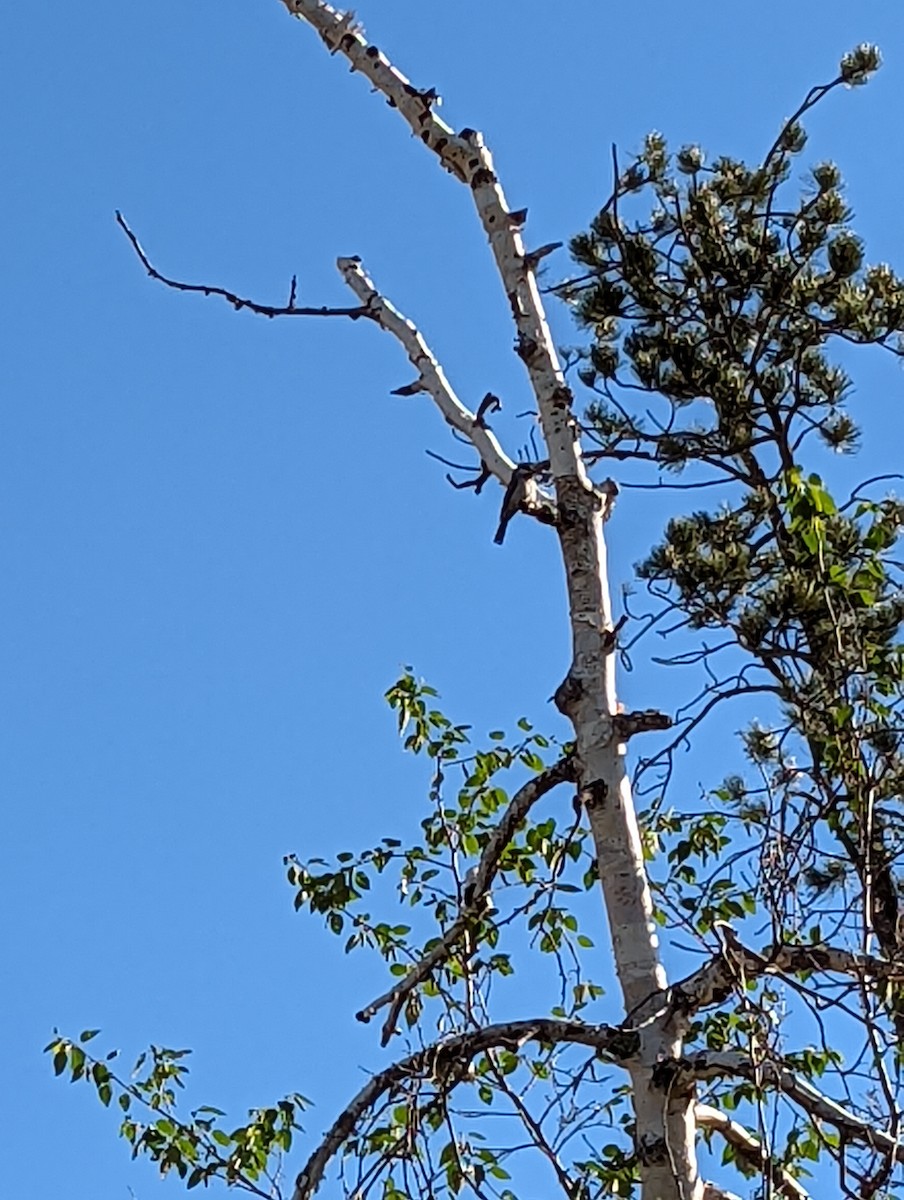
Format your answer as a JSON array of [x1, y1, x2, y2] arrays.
[[5, 3, 904, 1197]]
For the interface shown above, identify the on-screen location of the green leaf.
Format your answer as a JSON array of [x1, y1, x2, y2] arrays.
[[69, 1046, 86, 1080]]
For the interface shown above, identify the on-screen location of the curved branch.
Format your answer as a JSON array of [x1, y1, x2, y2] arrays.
[[356, 755, 577, 1044], [645, 681, 780, 771], [672, 933, 904, 1017], [696, 1103, 811, 1200], [115, 211, 369, 320], [291, 1017, 627, 1200], [692, 1050, 904, 1164]]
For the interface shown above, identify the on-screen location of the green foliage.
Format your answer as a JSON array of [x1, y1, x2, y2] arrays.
[[285, 672, 598, 1027], [44, 1033, 308, 1194], [567, 43, 904, 964]]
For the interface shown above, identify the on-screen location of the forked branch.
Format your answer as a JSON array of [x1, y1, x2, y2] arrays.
[[692, 1050, 904, 1166], [280, 0, 584, 486], [337, 257, 556, 521], [672, 931, 904, 1017]]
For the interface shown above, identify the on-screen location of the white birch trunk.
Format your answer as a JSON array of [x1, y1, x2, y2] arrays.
[[553, 487, 700, 1200], [280, 3, 702, 1195]]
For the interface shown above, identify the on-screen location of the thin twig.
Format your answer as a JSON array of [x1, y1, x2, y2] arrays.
[[115, 211, 370, 320]]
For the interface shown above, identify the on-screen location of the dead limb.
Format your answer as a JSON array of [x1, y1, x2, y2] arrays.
[[281, 1, 582, 486], [337, 257, 556, 527], [115, 211, 368, 320], [117, 211, 558, 530]]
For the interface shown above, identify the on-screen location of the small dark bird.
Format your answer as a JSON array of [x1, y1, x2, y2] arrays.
[[494, 465, 531, 545]]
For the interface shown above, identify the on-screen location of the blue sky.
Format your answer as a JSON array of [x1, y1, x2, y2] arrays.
[[5, 3, 904, 1197]]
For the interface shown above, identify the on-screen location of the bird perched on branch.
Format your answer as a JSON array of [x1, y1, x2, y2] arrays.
[[494, 464, 534, 545]]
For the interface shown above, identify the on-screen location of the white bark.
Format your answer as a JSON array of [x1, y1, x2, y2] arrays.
[[336, 257, 530, 499], [695, 1104, 811, 1200], [694, 1050, 904, 1164], [280, 3, 700, 1196], [702, 1186, 743, 1200]]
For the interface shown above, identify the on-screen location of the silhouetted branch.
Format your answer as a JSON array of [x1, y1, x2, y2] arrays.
[[115, 211, 370, 320]]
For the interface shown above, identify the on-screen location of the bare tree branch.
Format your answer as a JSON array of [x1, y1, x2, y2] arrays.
[[672, 933, 904, 1017], [115, 211, 369, 320], [119, 205, 561, 526], [281, 1, 583, 486], [356, 754, 577, 1044], [337, 257, 555, 525]]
